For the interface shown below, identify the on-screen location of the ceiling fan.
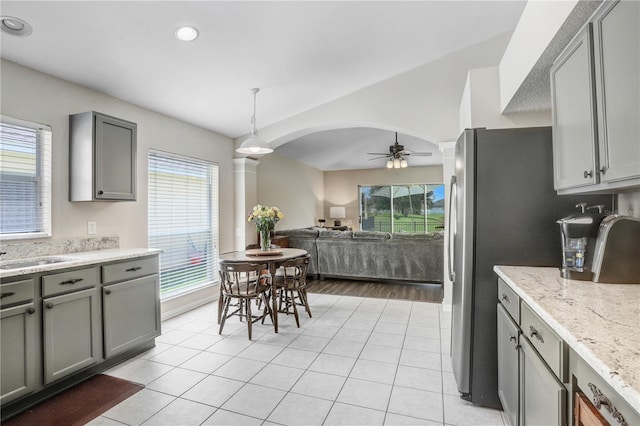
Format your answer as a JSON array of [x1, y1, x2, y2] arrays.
[[367, 132, 432, 168]]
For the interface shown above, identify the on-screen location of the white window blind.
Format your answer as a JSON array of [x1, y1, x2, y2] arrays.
[[148, 150, 219, 299], [0, 116, 52, 239]]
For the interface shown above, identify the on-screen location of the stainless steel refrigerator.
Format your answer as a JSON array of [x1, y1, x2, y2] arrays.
[[448, 127, 613, 408]]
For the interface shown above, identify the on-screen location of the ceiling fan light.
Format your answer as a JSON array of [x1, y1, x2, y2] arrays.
[[400, 158, 408, 168], [386, 159, 394, 169], [393, 158, 401, 168]]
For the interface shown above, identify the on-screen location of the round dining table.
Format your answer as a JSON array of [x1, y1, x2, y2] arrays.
[[218, 247, 307, 333]]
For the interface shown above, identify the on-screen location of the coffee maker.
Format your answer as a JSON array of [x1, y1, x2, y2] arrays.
[[557, 203, 607, 281]]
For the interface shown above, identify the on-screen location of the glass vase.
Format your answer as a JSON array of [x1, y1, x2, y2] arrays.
[[259, 228, 272, 251]]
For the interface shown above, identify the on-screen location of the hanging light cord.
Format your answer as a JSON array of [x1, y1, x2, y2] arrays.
[[250, 88, 259, 136]]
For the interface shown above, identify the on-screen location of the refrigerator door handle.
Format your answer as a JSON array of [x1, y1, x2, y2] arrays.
[[448, 175, 457, 282]]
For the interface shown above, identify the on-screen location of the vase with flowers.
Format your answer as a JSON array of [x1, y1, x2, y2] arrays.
[[247, 204, 284, 251]]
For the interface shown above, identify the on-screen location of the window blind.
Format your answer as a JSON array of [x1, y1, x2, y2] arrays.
[[148, 150, 219, 299], [0, 117, 52, 239]]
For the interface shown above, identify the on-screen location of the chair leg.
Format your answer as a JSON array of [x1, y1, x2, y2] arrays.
[[219, 297, 231, 335], [300, 289, 312, 318], [217, 290, 224, 324], [289, 289, 300, 327], [246, 298, 253, 340]]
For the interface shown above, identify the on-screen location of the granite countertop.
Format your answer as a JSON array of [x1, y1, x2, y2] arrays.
[[494, 265, 640, 413], [0, 248, 162, 280]]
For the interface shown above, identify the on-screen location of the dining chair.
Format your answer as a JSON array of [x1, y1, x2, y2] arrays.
[[218, 260, 273, 339], [274, 254, 312, 327]]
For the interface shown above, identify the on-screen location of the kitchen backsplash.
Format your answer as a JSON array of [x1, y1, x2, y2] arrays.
[[0, 236, 119, 261], [617, 191, 640, 217]]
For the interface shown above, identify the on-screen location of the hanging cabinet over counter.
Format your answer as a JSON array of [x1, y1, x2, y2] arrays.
[[69, 111, 137, 201]]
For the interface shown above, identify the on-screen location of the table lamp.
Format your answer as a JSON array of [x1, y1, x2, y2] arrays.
[[329, 206, 346, 227]]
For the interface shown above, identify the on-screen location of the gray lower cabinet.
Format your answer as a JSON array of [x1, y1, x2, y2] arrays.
[[103, 274, 160, 358], [520, 337, 567, 426], [42, 287, 101, 384], [497, 304, 519, 426], [497, 277, 568, 426], [0, 302, 37, 404]]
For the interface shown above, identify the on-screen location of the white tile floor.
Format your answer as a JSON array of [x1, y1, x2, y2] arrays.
[[92, 293, 505, 426]]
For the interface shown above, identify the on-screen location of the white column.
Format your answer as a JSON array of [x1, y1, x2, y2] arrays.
[[233, 158, 260, 251]]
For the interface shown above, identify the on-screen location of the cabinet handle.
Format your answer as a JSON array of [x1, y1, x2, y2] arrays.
[[105, 289, 111, 295], [59, 278, 83, 285], [501, 294, 510, 303], [588, 383, 627, 426], [98, 190, 104, 195], [0, 291, 16, 299], [509, 334, 517, 342], [46, 303, 54, 309], [125, 266, 142, 272], [528, 325, 544, 343], [598, 167, 607, 175], [27, 307, 36, 314], [584, 170, 593, 179]]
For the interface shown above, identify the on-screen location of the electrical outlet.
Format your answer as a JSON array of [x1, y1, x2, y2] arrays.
[[87, 221, 97, 235]]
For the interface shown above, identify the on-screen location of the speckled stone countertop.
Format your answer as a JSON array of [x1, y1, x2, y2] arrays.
[[0, 248, 162, 280], [494, 265, 640, 413]]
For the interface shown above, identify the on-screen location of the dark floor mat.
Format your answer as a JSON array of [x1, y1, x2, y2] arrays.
[[3, 374, 144, 426]]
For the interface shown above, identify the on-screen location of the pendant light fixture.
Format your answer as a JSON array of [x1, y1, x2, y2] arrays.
[[236, 88, 273, 155]]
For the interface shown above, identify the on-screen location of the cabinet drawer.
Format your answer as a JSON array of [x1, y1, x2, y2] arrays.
[[42, 268, 98, 297], [498, 278, 520, 322], [0, 279, 35, 308], [521, 302, 568, 381], [570, 349, 640, 426], [102, 256, 159, 285]]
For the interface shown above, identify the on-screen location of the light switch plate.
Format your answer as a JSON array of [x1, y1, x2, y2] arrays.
[[87, 221, 97, 235]]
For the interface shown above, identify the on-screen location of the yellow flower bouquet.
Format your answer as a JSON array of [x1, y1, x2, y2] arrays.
[[247, 205, 284, 250]]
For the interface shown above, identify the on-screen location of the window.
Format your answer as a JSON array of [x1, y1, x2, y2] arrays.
[[359, 184, 444, 233], [148, 151, 219, 299], [0, 116, 52, 239]]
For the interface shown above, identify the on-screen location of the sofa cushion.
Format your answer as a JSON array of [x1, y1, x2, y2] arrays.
[[352, 231, 391, 240]]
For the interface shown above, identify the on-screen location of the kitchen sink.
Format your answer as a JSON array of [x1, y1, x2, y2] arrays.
[[0, 257, 72, 270]]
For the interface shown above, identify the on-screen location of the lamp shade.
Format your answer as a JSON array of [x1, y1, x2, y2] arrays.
[[236, 135, 273, 155], [329, 207, 346, 219]]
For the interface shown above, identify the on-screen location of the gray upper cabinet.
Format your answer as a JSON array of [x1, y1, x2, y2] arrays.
[[70, 111, 137, 201], [551, 26, 598, 191], [592, 0, 640, 185], [551, 0, 640, 194]]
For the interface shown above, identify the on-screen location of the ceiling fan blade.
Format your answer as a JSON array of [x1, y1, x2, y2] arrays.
[[367, 152, 388, 155], [406, 152, 432, 156], [368, 156, 389, 161]]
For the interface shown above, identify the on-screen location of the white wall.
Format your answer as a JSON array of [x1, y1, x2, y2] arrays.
[[499, 0, 578, 111], [0, 59, 237, 254], [460, 66, 551, 133], [323, 166, 444, 229], [255, 153, 324, 236], [236, 33, 513, 153]]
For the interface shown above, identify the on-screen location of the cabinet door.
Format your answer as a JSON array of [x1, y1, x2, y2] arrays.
[[43, 287, 101, 384], [497, 304, 520, 426], [94, 113, 136, 200], [103, 275, 160, 358], [592, 0, 640, 183], [0, 302, 37, 404], [521, 337, 567, 426], [550, 26, 599, 190]]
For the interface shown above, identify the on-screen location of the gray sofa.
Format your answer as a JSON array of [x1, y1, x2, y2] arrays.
[[275, 228, 443, 283]]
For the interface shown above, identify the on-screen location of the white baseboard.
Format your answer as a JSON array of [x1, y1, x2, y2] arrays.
[[161, 284, 219, 321]]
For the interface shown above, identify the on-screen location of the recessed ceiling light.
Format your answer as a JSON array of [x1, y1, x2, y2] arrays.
[[174, 26, 199, 42], [0, 16, 32, 37]]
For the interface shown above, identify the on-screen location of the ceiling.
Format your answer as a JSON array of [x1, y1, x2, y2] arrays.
[[0, 1, 527, 170]]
